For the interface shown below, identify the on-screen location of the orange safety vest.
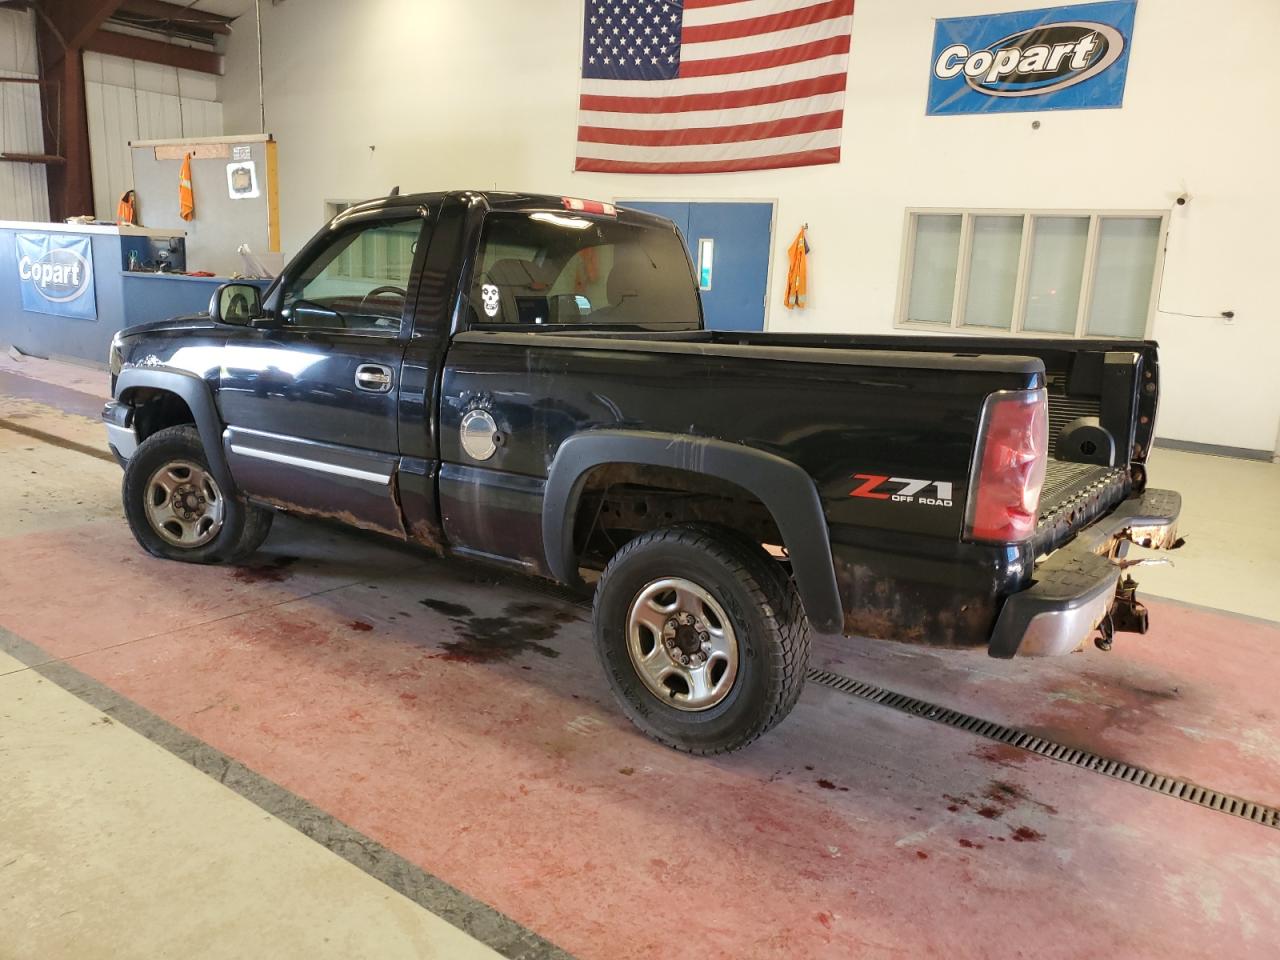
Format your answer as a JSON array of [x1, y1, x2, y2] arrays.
[[116, 190, 136, 226], [179, 152, 194, 221], [784, 226, 808, 309]]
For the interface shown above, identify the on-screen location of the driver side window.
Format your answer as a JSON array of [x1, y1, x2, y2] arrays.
[[283, 217, 423, 333]]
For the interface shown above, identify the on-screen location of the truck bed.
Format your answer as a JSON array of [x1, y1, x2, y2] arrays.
[[544, 327, 1158, 459], [448, 325, 1147, 530], [1035, 460, 1129, 556]]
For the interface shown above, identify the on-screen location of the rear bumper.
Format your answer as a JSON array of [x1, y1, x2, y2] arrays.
[[102, 400, 136, 465], [988, 488, 1181, 658]]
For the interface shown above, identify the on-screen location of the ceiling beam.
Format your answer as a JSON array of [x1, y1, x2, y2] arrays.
[[38, 0, 124, 61], [115, 0, 234, 36], [85, 28, 223, 75]]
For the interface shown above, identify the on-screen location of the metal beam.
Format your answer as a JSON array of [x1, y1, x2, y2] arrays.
[[29, 0, 123, 218], [34, 50, 92, 218], [116, 0, 233, 35], [2, 152, 67, 164], [84, 29, 223, 75], [39, 0, 123, 61]]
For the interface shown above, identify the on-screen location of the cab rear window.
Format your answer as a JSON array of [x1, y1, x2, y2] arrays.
[[469, 212, 700, 329]]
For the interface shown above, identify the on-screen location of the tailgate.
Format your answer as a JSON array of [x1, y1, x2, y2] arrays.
[[1034, 460, 1129, 556]]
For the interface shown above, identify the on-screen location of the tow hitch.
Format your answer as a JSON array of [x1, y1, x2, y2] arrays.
[[1094, 558, 1172, 651], [1110, 574, 1149, 634], [988, 488, 1184, 659]]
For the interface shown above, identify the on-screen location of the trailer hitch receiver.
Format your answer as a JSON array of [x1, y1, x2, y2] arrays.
[[1110, 574, 1149, 634]]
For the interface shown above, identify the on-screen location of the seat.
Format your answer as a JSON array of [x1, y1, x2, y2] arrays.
[[589, 246, 654, 322]]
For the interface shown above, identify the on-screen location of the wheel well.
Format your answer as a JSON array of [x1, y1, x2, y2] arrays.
[[570, 463, 785, 572], [121, 388, 196, 443]]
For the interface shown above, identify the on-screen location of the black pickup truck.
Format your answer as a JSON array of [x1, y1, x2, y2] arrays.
[[102, 190, 1182, 753]]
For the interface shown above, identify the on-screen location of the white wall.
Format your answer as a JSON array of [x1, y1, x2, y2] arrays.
[[222, 0, 1280, 452], [0, 8, 50, 221], [84, 47, 224, 220]]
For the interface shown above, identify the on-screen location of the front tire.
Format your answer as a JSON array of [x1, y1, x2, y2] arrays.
[[593, 525, 810, 754], [123, 424, 272, 564]]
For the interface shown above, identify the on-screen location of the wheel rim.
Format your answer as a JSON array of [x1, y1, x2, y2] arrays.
[[626, 577, 739, 712], [143, 459, 225, 548]]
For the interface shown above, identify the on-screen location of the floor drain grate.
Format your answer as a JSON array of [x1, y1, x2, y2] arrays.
[[806, 666, 1280, 830]]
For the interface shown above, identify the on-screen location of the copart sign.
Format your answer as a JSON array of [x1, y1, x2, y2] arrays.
[[927, 1, 1136, 116], [16, 232, 96, 320]]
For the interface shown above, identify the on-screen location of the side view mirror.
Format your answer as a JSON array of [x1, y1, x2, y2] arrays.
[[209, 282, 264, 326]]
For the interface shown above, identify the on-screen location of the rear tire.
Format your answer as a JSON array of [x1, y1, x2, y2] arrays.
[[123, 425, 272, 564], [593, 524, 810, 754]]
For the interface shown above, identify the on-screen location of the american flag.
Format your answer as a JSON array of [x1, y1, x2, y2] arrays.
[[576, 0, 854, 174]]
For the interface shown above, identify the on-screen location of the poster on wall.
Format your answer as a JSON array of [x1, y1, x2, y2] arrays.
[[15, 232, 97, 320], [927, 0, 1137, 116], [226, 160, 260, 200]]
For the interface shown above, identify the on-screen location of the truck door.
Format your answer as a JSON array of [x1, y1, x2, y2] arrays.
[[218, 210, 430, 536]]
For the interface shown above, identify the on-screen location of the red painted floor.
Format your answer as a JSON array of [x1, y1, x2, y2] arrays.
[[2, 513, 1277, 958], [813, 600, 1280, 807]]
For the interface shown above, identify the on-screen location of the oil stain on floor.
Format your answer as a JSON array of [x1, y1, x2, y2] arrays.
[[230, 555, 299, 584], [418, 596, 580, 663]]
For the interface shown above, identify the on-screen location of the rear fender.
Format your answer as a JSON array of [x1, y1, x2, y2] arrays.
[[542, 430, 843, 633]]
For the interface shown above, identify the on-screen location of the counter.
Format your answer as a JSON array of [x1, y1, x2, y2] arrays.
[[0, 220, 271, 366]]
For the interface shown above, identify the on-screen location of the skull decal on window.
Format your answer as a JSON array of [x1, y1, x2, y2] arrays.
[[480, 283, 501, 318]]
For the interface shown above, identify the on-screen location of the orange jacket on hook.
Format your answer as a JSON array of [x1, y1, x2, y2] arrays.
[[179, 153, 195, 221], [116, 190, 136, 226], [784, 226, 808, 309]]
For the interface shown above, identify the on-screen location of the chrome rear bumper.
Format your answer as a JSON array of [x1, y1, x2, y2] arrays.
[[989, 488, 1182, 658]]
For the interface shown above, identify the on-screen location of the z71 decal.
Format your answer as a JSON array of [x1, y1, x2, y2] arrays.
[[849, 474, 954, 507]]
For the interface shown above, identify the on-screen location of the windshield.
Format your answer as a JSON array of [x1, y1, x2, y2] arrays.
[[468, 212, 701, 329]]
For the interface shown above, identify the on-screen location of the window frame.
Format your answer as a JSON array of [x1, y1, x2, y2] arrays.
[[274, 208, 430, 340], [894, 208, 1168, 340]]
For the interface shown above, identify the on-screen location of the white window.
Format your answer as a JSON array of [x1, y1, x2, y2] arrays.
[[897, 210, 1167, 339]]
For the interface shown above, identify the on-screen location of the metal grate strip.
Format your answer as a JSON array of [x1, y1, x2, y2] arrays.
[[806, 666, 1280, 830]]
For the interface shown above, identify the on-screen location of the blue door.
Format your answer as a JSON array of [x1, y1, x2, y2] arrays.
[[619, 201, 773, 331]]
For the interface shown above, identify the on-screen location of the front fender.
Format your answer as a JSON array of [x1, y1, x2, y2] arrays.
[[113, 367, 235, 494], [542, 430, 844, 633]]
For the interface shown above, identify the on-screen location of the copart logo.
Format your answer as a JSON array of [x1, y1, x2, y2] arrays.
[[933, 21, 1124, 97], [850, 474, 954, 508], [18, 248, 91, 303]]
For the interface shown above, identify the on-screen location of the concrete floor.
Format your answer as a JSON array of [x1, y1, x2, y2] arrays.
[[1, 353, 1278, 959]]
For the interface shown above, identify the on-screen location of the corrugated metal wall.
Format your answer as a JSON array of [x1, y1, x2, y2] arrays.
[[84, 50, 223, 219], [0, 8, 50, 222], [0, 13, 225, 223]]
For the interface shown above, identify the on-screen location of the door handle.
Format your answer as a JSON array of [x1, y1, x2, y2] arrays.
[[355, 363, 394, 393]]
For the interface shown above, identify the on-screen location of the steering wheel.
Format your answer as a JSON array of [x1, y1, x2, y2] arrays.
[[358, 285, 407, 312]]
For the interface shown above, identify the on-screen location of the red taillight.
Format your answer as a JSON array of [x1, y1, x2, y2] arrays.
[[965, 388, 1048, 543]]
